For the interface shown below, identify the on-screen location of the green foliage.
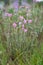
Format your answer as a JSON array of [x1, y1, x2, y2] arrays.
[[0, 4, 43, 65]]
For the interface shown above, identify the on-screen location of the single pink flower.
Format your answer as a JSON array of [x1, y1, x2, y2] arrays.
[[5, 12, 12, 17], [22, 27, 24, 30], [24, 19, 27, 24], [25, 6, 29, 9], [22, 24, 24, 30], [19, 6, 25, 8], [33, 0, 42, 2], [13, 22, 17, 28], [35, 0, 42, 2], [19, 22, 22, 25], [24, 29, 28, 32], [28, 20, 32, 23], [19, 16, 24, 20], [22, 24, 24, 28]]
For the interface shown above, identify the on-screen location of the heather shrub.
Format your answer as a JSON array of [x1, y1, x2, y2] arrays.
[[0, 4, 43, 65]]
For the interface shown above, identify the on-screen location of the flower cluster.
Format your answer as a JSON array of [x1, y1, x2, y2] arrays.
[[4, 12, 12, 17], [13, 15, 32, 33]]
